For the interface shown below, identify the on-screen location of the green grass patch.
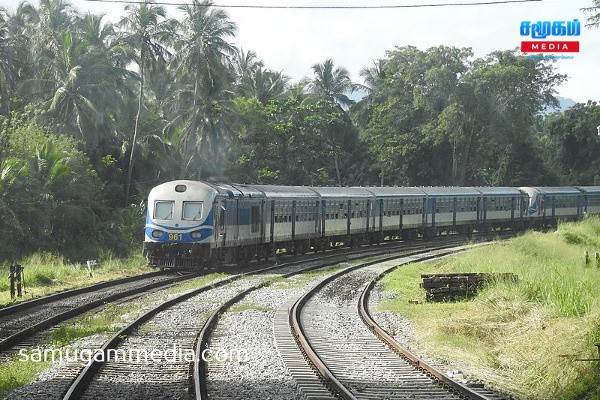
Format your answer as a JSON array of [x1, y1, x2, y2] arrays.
[[0, 353, 52, 398], [379, 216, 600, 399], [49, 303, 133, 347], [0, 251, 150, 307], [164, 273, 228, 294]]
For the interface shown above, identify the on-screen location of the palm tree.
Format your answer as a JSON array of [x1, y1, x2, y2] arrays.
[[171, 0, 237, 178], [118, 0, 173, 205], [358, 59, 386, 94], [231, 48, 263, 91], [0, 5, 34, 115], [307, 59, 356, 108]]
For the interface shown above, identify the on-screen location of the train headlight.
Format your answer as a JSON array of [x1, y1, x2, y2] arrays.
[[151, 230, 164, 238], [190, 231, 202, 239]]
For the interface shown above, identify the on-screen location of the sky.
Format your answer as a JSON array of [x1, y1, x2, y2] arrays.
[[3, 0, 600, 103]]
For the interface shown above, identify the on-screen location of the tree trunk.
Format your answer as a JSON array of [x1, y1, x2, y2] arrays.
[[459, 105, 480, 186], [125, 63, 144, 206], [334, 154, 342, 186]]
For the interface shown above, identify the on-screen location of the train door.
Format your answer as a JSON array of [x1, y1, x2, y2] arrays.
[[215, 199, 227, 248], [314, 200, 320, 236], [321, 200, 326, 236], [399, 198, 404, 233], [452, 197, 457, 228], [366, 199, 372, 234], [269, 200, 275, 244], [510, 197, 515, 222], [482, 197, 488, 223], [422, 197, 428, 228]]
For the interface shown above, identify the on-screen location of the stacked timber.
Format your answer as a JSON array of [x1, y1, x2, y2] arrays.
[[421, 273, 518, 302]]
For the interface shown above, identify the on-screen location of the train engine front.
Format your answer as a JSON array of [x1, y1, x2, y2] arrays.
[[143, 180, 217, 269]]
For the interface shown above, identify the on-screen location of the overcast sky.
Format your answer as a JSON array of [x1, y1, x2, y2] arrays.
[[3, 0, 600, 103]]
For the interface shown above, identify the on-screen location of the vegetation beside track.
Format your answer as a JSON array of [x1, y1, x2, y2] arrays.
[[0, 250, 149, 307], [379, 216, 600, 400], [0, 353, 52, 398]]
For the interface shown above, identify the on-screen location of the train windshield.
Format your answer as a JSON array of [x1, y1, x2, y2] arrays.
[[154, 201, 174, 220], [183, 201, 203, 221]]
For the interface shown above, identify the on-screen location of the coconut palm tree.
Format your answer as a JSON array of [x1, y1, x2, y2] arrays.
[[118, 0, 174, 205], [358, 59, 386, 94], [170, 0, 237, 178], [307, 59, 356, 108], [0, 5, 33, 114]]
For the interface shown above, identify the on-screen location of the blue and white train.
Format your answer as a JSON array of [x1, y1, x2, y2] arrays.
[[143, 181, 600, 269]]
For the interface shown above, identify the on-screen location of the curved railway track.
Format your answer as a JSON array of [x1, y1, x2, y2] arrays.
[[60, 240, 458, 400], [1, 232, 515, 400], [196, 240, 493, 399], [286, 245, 506, 400], [0, 271, 197, 353], [0, 237, 421, 356]]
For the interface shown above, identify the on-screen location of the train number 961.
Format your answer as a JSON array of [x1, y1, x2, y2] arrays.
[[168, 233, 183, 241]]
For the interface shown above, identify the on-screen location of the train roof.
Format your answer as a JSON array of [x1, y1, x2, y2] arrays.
[[419, 187, 481, 197], [474, 187, 526, 196], [358, 187, 426, 197], [519, 186, 581, 195], [248, 184, 319, 199], [309, 187, 375, 198], [576, 186, 600, 195], [150, 180, 221, 197]]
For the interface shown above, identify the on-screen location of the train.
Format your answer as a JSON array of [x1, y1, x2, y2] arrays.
[[143, 181, 600, 269]]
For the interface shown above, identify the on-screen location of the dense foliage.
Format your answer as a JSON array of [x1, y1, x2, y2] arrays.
[[0, 0, 598, 261]]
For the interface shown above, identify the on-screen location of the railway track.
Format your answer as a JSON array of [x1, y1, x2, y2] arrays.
[[60, 248, 410, 400], [2, 232, 513, 399], [197, 239, 493, 399], [0, 238, 418, 356], [56, 238, 471, 400], [0, 271, 198, 353], [284, 245, 507, 400]]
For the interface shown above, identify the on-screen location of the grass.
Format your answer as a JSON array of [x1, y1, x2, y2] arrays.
[[164, 273, 228, 294], [0, 250, 150, 307], [0, 353, 52, 398], [49, 302, 137, 347], [378, 215, 600, 400]]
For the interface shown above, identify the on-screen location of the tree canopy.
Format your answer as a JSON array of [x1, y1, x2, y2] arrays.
[[0, 0, 598, 261]]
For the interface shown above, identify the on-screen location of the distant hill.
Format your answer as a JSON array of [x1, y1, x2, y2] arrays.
[[544, 96, 576, 114]]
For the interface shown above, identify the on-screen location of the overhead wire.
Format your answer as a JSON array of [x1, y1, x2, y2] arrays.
[[83, 0, 543, 9]]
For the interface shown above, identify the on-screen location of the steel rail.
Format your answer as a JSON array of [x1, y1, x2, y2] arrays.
[[192, 239, 476, 399], [62, 245, 405, 400], [0, 273, 195, 352], [288, 245, 477, 399], [0, 271, 166, 318], [358, 263, 493, 400]]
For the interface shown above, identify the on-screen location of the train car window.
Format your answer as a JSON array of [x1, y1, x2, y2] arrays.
[[182, 201, 203, 221], [154, 201, 174, 220]]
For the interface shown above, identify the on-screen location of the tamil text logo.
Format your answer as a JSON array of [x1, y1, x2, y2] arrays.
[[520, 19, 580, 53]]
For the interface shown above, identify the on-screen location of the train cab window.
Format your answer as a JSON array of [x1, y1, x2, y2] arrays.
[[183, 202, 203, 221], [154, 201, 174, 220]]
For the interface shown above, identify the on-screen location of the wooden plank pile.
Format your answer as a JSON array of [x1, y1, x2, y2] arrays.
[[420, 273, 518, 302]]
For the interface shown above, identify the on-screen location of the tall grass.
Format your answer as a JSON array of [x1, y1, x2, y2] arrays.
[[0, 250, 149, 306], [379, 216, 600, 399]]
